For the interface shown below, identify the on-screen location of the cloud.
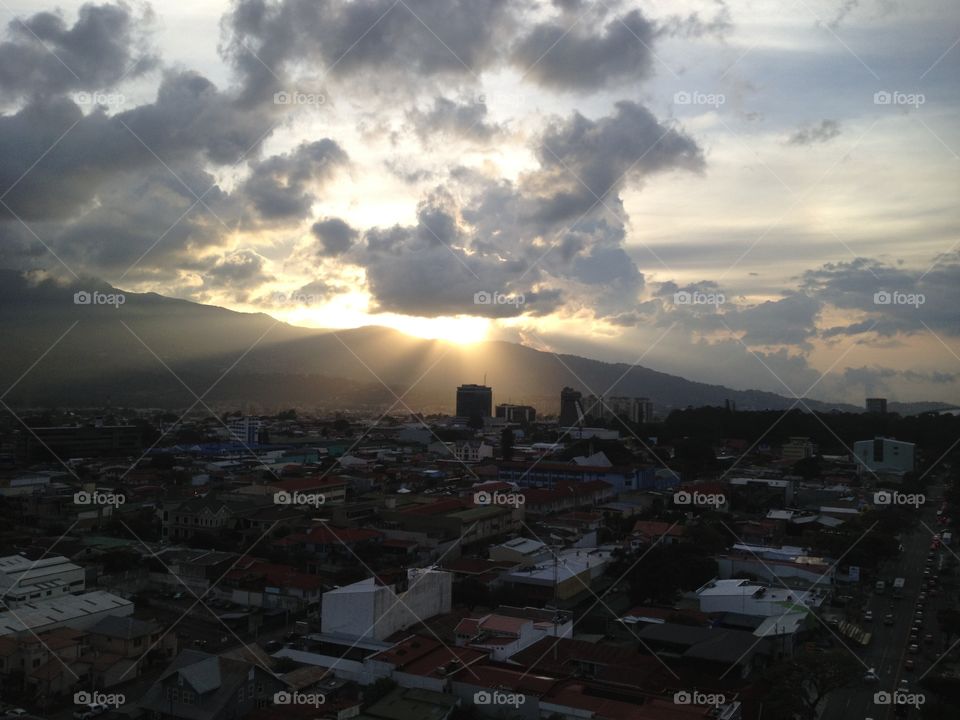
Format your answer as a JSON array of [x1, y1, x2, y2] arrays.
[[241, 139, 348, 221], [312, 217, 358, 256], [0, 2, 156, 101], [223, 0, 515, 105], [511, 8, 657, 91], [787, 119, 842, 146], [408, 96, 501, 142]]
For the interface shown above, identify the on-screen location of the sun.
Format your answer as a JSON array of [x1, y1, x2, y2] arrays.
[[384, 314, 491, 345]]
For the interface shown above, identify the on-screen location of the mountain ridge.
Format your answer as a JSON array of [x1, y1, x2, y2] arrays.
[[0, 270, 952, 415]]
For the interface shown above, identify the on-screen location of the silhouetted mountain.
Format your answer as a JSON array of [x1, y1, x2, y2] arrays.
[[0, 270, 949, 415]]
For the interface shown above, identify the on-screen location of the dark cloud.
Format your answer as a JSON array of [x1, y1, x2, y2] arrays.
[[0, 2, 156, 100], [0, 71, 275, 224], [312, 217, 358, 256], [241, 139, 348, 221], [203, 249, 274, 301], [530, 101, 704, 224], [787, 119, 841, 146], [408, 96, 501, 142], [223, 0, 514, 105], [511, 9, 656, 91], [802, 255, 960, 338]]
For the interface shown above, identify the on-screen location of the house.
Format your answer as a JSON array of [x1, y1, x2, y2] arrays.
[[321, 569, 452, 641], [87, 615, 177, 666], [137, 649, 285, 720]]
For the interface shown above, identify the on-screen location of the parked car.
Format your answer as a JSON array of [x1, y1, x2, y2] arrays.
[[864, 610, 874, 622], [910, 644, 920, 654], [905, 658, 915, 670], [4, 710, 28, 719], [864, 668, 880, 681], [884, 613, 895, 625]]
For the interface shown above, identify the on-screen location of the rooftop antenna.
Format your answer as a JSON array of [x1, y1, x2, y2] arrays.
[[483, 372, 487, 387]]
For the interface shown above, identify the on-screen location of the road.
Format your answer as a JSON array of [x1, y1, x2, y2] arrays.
[[822, 480, 949, 720]]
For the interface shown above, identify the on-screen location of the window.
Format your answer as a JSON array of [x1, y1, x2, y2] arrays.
[[238, 686, 244, 702], [182, 691, 193, 705], [172, 689, 179, 703]]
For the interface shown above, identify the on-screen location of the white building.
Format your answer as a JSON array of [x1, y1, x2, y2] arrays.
[[0, 590, 133, 636], [321, 568, 452, 641], [227, 416, 262, 445], [853, 437, 915, 474], [695, 578, 824, 616], [607, 397, 655, 423], [0, 554, 85, 606]]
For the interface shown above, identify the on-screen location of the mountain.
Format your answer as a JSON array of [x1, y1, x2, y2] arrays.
[[0, 270, 946, 415]]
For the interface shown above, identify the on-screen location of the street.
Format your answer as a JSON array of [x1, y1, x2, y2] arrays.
[[822, 481, 951, 720]]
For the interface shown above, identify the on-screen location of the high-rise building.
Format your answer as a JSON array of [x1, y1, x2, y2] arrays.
[[854, 437, 914, 474], [606, 396, 655, 423], [866, 398, 888, 414], [495, 404, 537, 423], [559, 387, 585, 426], [456, 384, 493, 419], [228, 416, 263, 445]]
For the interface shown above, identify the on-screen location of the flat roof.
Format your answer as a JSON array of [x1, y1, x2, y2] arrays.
[[0, 591, 133, 635]]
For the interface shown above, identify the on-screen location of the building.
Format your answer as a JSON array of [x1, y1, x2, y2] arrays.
[[499, 460, 660, 493], [781, 436, 816, 462], [0, 591, 133, 637], [0, 554, 85, 606], [17, 423, 141, 462], [865, 397, 888, 414], [321, 568, 452, 641], [853, 437, 915, 474], [694, 578, 824, 616], [558, 387, 584, 426], [87, 615, 178, 667], [607, 396, 654, 423], [227, 416, 263, 445], [495, 404, 536, 423], [455, 384, 493, 419], [137, 649, 285, 720]]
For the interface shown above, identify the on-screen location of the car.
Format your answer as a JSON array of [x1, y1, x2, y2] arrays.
[[930, 588, 938, 597], [919, 592, 927, 601], [864, 610, 874, 621], [916, 611, 924, 619], [925, 633, 934, 644], [884, 613, 895, 625], [4, 710, 28, 718], [905, 659, 915, 670], [910, 644, 920, 654], [864, 668, 880, 681], [264, 640, 282, 652]]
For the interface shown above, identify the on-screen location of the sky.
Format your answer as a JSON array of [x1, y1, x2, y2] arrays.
[[0, 0, 958, 405]]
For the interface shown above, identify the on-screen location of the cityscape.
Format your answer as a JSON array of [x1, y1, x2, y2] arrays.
[[1, 2, 959, 720]]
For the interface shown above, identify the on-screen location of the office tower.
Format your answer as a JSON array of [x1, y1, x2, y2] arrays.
[[495, 404, 537, 423], [559, 387, 585, 426], [456, 384, 493, 418], [866, 398, 888, 414]]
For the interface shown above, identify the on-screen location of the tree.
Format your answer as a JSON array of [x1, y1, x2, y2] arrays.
[[762, 649, 861, 719], [501, 427, 515, 461]]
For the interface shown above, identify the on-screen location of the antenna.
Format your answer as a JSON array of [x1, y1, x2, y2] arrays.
[[483, 372, 487, 387]]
